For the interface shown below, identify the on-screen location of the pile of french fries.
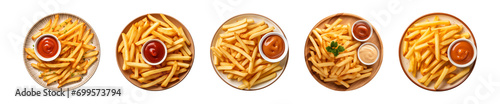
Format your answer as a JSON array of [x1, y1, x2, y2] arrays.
[[211, 18, 283, 90], [118, 14, 192, 89], [307, 18, 372, 88], [25, 14, 99, 88], [402, 16, 472, 89]]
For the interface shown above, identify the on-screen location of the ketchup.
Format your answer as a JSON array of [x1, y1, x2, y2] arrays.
[[143, 41, 166, 63], [37, 36, 59, 58], [353, 22, 371, 40]]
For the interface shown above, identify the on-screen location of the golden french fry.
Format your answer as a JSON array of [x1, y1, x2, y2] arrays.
[[83, 50, 99, 58], [161, 62, 177, 87], [413, 20, 450, 27], [434, 66, 449, 89], [249, 26, 274, 39], [140, 75, 168, 88], [447, 67, 470, 84], [58, 77, 81, 88], [141, 22, 160, 39], [222, 18, 247, 30], [126, 62, 152, 68], [160, 14, 178, 33]]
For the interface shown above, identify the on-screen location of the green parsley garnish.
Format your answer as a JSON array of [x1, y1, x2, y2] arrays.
[[326, 41, 345, 56]]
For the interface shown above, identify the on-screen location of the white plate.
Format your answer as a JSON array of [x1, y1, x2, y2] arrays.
[[399, 13, 476, 91], [23, 13, 100, 91]]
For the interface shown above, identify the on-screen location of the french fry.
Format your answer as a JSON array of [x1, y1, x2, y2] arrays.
[[84, 57, 97, 71], [140, 75, 168, 88], [434, 31, 440, 61], [161, 62, 177, 87], [414, 20, 450, 27], [248, 21, 265, 29], [434, 66, 449, 89], [222, 43, 252, 61], [135, 35, 156, 45], [160, 14, 178, 34], [249, 26, 274, 39], [126, 62, 152, 68], [72, 49, 84, 68], [335, 57, 354, 67], [121, 33, 129, 61], [178, 27, 190, 45], [58, 77, 81, 88], [58, 23, 84, 39], [141, 22, 160, 39], [222, 18, 247, 30], [138, 73, 162, 83], [157, 28, 176, 36], [218, 47, 245, 70], [40, 63, 70, 68], [141, 66, 172, 78], [83, 50, 99, 58], [447, 67, 470, 84], [151, 31, 173, 44], [147, 14, 169, 28], [25, 48, 42, 63], [227, 23, 247, 32]]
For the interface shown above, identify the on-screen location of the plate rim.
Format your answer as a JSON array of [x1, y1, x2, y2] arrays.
[[398, 12, 477, 91]]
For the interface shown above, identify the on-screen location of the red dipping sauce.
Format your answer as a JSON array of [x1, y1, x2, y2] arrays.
[[37, 36, 59, 58], [143, 41, 166, 63], [353, 21, 371, 40]]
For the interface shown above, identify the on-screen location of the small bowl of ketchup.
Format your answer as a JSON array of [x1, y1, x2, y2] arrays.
[[141, 39, 168, 65], [34, 34, 61, 61], [258, 32, 288, 63], [351, 20, 373, 42], [447, 39, 477, 68]]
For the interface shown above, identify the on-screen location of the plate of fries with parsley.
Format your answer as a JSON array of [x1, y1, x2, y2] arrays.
[[305, 13, 383, 91]]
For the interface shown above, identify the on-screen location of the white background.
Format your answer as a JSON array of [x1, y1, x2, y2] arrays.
[[1, 0, 499, 104]]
